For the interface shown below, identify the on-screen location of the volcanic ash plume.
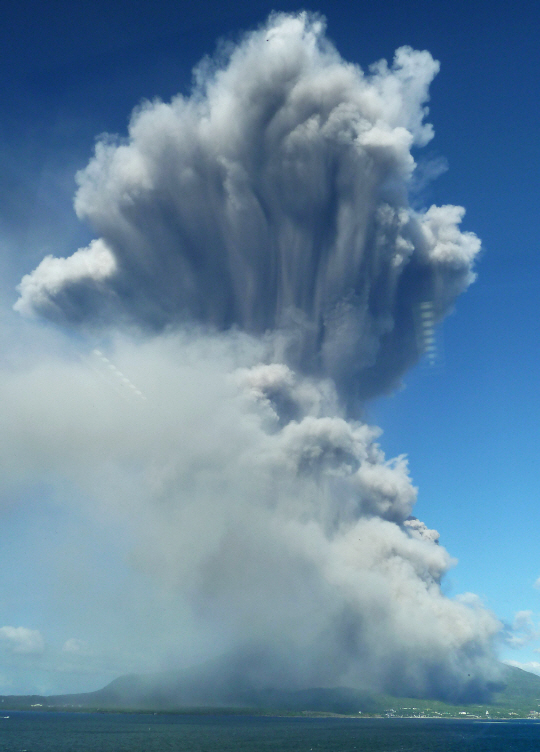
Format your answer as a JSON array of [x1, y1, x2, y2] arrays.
[[16, 12, 479, 399], [9, 12, 501, 700]]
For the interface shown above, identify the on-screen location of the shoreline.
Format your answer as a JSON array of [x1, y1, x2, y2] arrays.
[[2, 706, 540, 721]]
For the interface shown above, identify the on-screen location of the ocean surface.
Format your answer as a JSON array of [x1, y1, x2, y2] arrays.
[[1, 712, 540, 752]]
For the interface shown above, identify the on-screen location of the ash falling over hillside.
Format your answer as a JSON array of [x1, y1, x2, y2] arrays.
[[9, 12, 500, 701]]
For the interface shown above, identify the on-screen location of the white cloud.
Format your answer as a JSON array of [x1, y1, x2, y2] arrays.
[[62, 638, 91, 655], [505, 610, 540, 648], [0, 627, 45, 655], [514, 611, 534, 629]]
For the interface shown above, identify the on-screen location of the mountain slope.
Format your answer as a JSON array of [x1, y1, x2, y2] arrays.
[[1, 663, 540, 717]]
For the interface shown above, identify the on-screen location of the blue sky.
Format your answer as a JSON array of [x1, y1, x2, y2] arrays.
[[1, 0, 539, 694]]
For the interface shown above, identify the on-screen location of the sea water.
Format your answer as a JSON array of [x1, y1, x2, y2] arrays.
[[1, 712, 540, 752]]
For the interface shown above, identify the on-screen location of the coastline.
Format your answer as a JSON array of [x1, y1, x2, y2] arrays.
[[2, 705, 540, 721]]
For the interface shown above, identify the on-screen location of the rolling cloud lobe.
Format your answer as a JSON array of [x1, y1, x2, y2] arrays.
[[16, 12, 479, 398]]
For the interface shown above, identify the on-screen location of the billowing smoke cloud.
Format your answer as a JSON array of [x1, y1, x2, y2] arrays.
[[6, 13, 501, 701], [0, 333, 500, 699], [15, 12, 479, 399]]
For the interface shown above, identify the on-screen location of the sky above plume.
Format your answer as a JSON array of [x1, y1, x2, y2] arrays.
[[1, 0, 540, 696]]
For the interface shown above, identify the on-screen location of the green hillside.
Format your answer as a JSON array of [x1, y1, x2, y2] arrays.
[[1, 664, 540, 718]]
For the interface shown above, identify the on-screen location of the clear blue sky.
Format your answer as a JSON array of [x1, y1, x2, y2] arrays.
[[1, 0, 539, 693]]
